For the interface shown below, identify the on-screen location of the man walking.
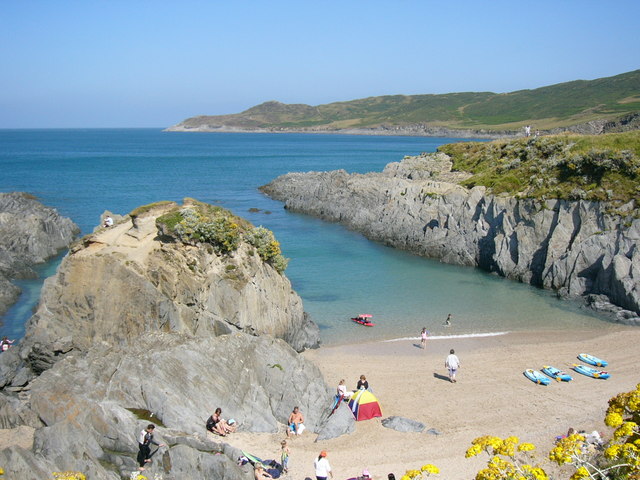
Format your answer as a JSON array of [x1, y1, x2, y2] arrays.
[[137, 424, 165, 470], [445, 349, 460, 383]]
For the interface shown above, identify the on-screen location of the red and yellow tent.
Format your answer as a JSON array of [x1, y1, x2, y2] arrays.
[[348, 389, 382, 421]]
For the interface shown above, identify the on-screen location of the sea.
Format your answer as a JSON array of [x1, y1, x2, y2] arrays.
[[0, 129, 611, 345]]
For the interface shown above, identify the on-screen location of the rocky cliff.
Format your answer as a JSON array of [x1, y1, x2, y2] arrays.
[[261, 154, 640, 325], [0, 192, 79, 316], [0, 200, 335, 480]]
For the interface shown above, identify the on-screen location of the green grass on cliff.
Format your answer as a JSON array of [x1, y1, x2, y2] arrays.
[[156, 199, 289, 272], [438, 131, 640, 211], [175, 70, 640, 132]]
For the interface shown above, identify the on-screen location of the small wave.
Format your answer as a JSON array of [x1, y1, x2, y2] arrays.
[[383, 331, 510, 342]]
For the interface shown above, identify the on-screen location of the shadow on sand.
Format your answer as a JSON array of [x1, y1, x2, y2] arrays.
[[433, 372, 451, 382]]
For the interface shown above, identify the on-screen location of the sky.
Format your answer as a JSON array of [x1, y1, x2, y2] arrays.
[[1, 1, 639, 128]]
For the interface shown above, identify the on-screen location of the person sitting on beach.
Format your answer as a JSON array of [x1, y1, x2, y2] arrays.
[[337, 379, 349, 399], [356, 375, 369, 391], [1, 336, 15, 352], [287, 406, 305, 437], [206, 408, 233, 436], [254, 463, 273, 480]]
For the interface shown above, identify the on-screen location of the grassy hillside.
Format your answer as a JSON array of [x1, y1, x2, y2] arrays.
[[438, 131, 640, 211], [174, 70, 640, 132]]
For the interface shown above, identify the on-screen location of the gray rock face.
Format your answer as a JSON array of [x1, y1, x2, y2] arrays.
[[315, 402, 356, 441], [260, 154, 640, 321], [0, 192, 79, 315], [1, 332, 332, 479], [0, 201, 333, 479], [381, 416, 426, 433], [5, 201, 319, 386]]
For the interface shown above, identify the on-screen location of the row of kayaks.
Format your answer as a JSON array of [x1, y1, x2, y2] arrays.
[[524, 353, 610, 385]]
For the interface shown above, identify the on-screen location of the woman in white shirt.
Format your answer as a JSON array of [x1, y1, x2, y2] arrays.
[[314, 451, 333, 480]]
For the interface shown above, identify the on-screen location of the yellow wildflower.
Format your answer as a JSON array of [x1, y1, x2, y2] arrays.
[[421, 464, 440, 475], [569, 466, 590, 480], [518, 442, 536, 452]]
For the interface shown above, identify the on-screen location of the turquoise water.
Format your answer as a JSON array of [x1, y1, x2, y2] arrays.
[[0, 129, 607, 344]]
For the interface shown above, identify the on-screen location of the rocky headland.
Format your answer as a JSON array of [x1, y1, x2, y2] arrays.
[[0, 200, 352, 479], [261, 152, 640, 325], [0, 192, 79, 316]]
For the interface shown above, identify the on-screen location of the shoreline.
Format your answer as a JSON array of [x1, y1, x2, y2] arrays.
[[226, 325, 639, 480]]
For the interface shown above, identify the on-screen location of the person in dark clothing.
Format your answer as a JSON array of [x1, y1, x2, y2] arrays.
[[356, 375, 369, 390], [137, 424, 165, 470]]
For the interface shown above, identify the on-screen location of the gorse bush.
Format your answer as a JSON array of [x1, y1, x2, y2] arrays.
[[467, 383, 640, 480], [244, 226, 289, 273], [156, 200, 289, 273]]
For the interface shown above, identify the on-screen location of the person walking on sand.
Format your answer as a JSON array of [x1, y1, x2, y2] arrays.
[[420, 328, 428, 349], [314, 450, 333, 480], [445, 349, 460, 383]]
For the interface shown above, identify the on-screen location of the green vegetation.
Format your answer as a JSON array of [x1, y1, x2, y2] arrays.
[[438, 131, 640, 211], [129, 201, 175, 219], [176, 70, 640, 132], [156, 200, 289, 273]]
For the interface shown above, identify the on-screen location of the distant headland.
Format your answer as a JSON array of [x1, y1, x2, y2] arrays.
[[166, 69, 640, 138]]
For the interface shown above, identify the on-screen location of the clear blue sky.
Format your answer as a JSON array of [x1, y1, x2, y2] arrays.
[[1, 1, 639, 128]]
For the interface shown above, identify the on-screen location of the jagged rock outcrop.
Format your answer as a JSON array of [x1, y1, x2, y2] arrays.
[[8, 200, 318, 383], [0, 192, 79, 315], [0, 333, 330, 479], [0, 200, 331, 479], [261, 155, 640, 324]]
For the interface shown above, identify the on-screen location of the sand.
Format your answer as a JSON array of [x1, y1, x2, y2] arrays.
[[225, 325, 640, 480]]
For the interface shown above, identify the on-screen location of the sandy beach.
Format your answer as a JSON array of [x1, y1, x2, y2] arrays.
[[226, 325, 640, 480]]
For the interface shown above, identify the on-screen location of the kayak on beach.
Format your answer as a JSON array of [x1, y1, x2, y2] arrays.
[[577, 353, 608, 367], [524, 369, 551, 385], [541, 365, 573, 382], [572, 364, 610, 379], [351, 314, 375, 327]]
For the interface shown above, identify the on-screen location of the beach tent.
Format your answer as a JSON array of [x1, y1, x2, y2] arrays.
[[348, 389, 382, 421]]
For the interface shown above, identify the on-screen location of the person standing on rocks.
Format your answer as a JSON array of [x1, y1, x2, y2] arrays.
[[137, 424, 165, 471], [1, 336, 15, 352], [445, 349, 460, 383]]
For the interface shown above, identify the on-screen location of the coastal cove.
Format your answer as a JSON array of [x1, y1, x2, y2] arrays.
[[0, 129, 610, 344]]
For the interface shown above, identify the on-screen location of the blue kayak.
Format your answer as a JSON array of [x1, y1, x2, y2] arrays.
[[524, 369, 551, 385], [577, 353, 608, 367], [572, 364, 610, 379], [541, 365, 573, 382]]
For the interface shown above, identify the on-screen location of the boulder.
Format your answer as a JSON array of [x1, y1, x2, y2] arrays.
[[381, 416, 425, 433], [315, 402, 355, 441]]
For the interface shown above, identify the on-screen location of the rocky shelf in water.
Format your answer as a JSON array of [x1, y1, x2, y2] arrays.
[[0, 192, 79, 317], [260, 152, 640, 326]]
